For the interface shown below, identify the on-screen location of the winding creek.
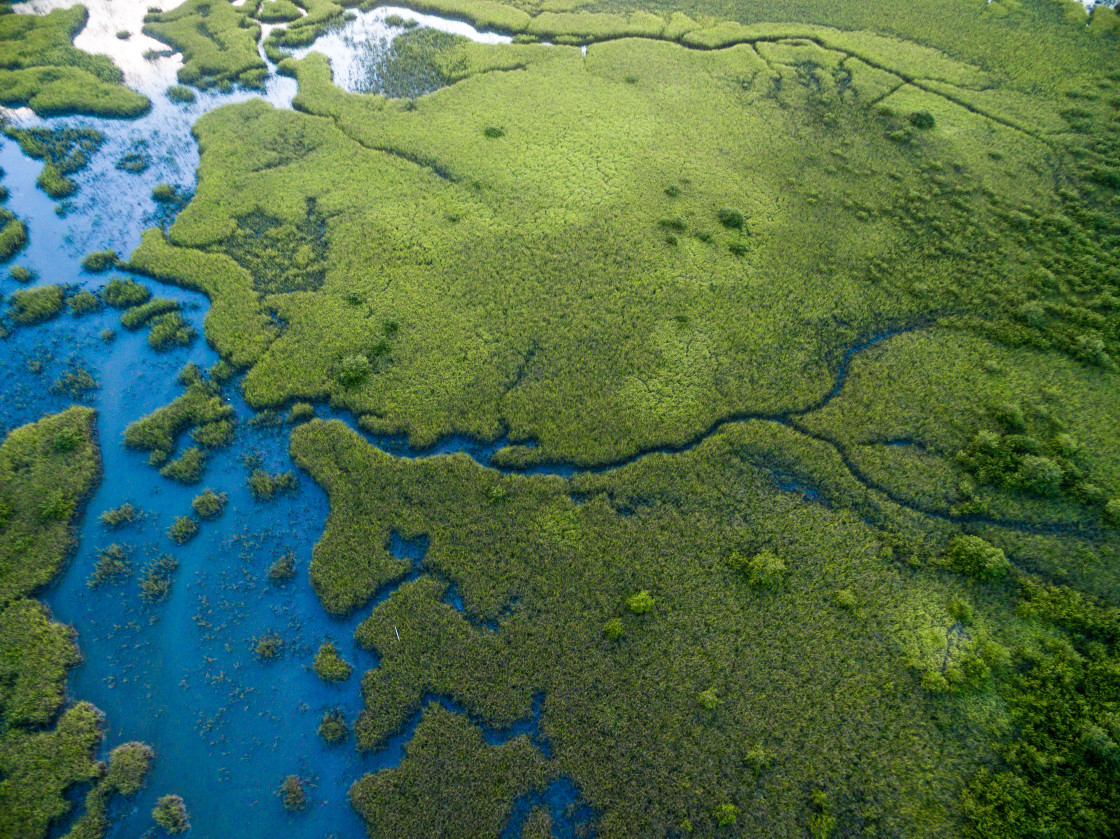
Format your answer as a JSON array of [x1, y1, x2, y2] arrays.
[[4, 2, 1105, 836]]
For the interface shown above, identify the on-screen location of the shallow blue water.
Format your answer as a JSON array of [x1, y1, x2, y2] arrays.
[[0, 16, 585, 838]]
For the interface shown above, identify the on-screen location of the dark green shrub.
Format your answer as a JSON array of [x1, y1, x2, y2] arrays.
[[808, 789, 836, 838], [148, 311, 197, 350], [657, 216, 686, 232], [731, 549, 786, 588], [152, 794, 189, 833], [717, 207, 745, 230], [52, 427, 83, 453], [81, 250, 118, 272], [483, 126, 504, 138], [697, 688, 720, 710], [909, 109, 935, 130], [942, 536, 1010, 581], [9, 266, 33, 283], [1012, 455, 1064, 496], [167, 515, 198, 544], [626, 590, 654, 614], [191, 489, 227, 519], [1104, 498, 1120, 527], [0, 209, 28, 260], [191, 419, 234, 448], [833, 589, 857, 610], [338, 354, 372, 387], [313, 641, 353, 682], [664, 185, 680, 197]]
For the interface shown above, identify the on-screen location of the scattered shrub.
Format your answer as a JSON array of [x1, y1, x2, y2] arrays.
[[88, 543, 132, 586], [603, 617, 623, 640], [313, 641, 353, 683], [69, 290, 101, 315], [280, 775, 307, 811], [249, 469, 297, 500], [9, 266, 33, 283], [139, 555, 179, 602], [483, 126, 504, 138], [160, 447, 206, 484], [191, 489, 227, 519], [152, 794, 190, 833], [100, 503, 141, 528], [942, 536, 1010, 581], [105, 742, 153, 794], [626, 590, 654, 614], [697, 688, 720, 710], [318, 709, 348, 745], [833, 589, 857, 610], [167, 515, 198, 544], [8, 285, 65, 325], [338, 354, 372, 387], [81, 250, 118, 272], [268, 551, 296, 583], [731, 549, 786, 589], [102, 277, 151, 308], [254, 632, 283, 661], [808, 789, 836, 839], [717, 207, 745, 230], [148, 311, 197, 350], [909, 109, 935, 130]]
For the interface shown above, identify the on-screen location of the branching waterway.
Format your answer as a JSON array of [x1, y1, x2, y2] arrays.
[[0, 5, 535, 837]]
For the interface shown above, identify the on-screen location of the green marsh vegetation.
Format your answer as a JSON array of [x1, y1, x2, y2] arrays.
[[143, 0, 268, 90], [0, 3, 149, 118], [6, 284, 65, 326], [191, 487, 227, 519], [0, 410, 153, 838], [4, 127, 104, 200], [0, 207, 27, 263], [312, 639, 353, 681], [151, 794, 190, 833]]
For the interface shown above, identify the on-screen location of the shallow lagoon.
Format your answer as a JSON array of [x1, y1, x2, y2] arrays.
[[0, 6, 549, 837]]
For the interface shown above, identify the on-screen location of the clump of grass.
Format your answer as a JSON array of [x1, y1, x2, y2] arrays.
[[139, 555, 179, 602], [100, 503, 141, 529], [280, 775, 307, 811], [8, 266, 34, 283], [69, 290, 101, 316], [102, 277, 151, 308], [152, 183, 179, 203], [191, 489, 227, 520], [115, 152, 149, 174], [49, 365, 98, 399], [254, 632, 283, 661], [249, 469, 298, 501], [338, 354, 372, 387], [88, 544, 132, 587], [909, 109, 935, 130], [116, 30, 131, 40], [313, 641, 353, 683], [0, 209, 28, 260], [120, 297, 180, 329], [105, 742, 154, 794], [602, 617, 623, 640], [152, 794, 190, 833], [167, 515, 198, 545], [268, 550, 296, 584], [8, 285, 65, 325], [318, 709, 348, 745], [81, 250, 118, 273], [483, 126, 504, 138], [729, 549, 786, 588], [167, 84, 197, 104], [288, 402, 315, 423], [160, 447, 206, 484], [148, 311, 197, 350]]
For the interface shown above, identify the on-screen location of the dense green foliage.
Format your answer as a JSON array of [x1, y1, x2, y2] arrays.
[[143, 0, 267, 90], [0, 4, 149, 117], [191, 488, 227, 519], [0, 208, 27, 263], [152, 794, 190, 834]]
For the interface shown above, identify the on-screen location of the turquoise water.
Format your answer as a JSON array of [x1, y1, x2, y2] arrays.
[[0, 11, 590, 837]]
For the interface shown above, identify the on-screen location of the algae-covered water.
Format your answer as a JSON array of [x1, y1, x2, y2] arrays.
[[0, 7, 535, 836]]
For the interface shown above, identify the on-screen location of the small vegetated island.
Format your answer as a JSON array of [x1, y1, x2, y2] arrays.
[[3, 0, 1120, 836]]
